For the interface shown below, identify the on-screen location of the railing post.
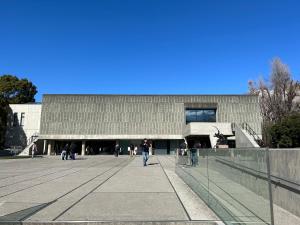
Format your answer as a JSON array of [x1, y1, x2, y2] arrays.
[[266, 147, 275, 225]]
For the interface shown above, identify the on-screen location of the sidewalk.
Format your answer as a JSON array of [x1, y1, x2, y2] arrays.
[[0, 155, 220, 224]]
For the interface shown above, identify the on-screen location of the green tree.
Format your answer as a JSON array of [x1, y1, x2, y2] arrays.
[[269, 113, 300, 148], [0, 75, 37, 149], [0, 75, 37, 104], [248, 58, 300, 147], [0, 96, 8, 147]]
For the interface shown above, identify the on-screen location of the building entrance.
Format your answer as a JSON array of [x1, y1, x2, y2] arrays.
[[185, 135, 211, 148], [85, 140, 116, 155]]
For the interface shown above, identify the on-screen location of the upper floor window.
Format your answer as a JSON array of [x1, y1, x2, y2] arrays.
[[20, 113, 25, 126], [185, 109, 216, 123]]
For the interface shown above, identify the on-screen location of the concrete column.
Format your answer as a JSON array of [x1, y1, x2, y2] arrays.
[[43, 140, 47, 155], [47, 141, 52, 156], [81, 141, 86, 156]]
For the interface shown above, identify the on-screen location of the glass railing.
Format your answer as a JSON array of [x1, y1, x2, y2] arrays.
[[176, 148, 274, 225]]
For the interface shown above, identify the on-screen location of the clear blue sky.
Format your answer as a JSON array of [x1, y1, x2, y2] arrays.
[[1, 0, 299, 101]]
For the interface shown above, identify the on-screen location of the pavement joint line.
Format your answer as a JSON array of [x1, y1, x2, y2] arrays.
[[0, 168, 78, 189], [19, 158, 130, 221], [0, 157, 107, 181], [0, 157, 118, 188], [156, 156, 192, 221], [0, 157, 119, 199], [52, 157, 133, 221]]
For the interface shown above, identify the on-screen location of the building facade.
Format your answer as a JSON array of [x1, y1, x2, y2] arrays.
[[5, 103, 41, 149], [5, 94, 262, 155], [40, 94, 261, 155]]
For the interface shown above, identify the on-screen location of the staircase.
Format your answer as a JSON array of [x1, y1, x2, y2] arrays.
[[241, 123, 265, 147], [18, 133, 39, 156]]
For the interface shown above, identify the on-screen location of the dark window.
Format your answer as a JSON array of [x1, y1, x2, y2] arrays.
[[20, 113, 25, 126], [185, 109, 216, 123], [13, 113, 18, 126]]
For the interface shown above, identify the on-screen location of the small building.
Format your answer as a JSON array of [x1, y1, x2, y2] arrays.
[[5, 94, 262, 155]]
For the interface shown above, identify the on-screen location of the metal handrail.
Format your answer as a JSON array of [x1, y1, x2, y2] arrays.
[[26, 132, 39, 145], [241, 123, 265, 147], [215, 157, 300, 195]]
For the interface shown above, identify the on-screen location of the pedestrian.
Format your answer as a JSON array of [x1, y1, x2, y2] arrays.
[[70, 142, 76, 160], [191, 142, 201, 166], [134, 145, 138, 155], [61, 144, 68, 160], [65, 144, 70, 160], [140, 139, 150, 166], [129, 143, 134, 157], [179, 140, 187, 156], [31, 141, 37, 159], [85, 146, 90, 155], [114, 143, 120, 157]]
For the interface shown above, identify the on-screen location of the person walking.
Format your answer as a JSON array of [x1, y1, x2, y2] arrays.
[[66, 144, 70, 160], [61, 144, 69, 160], [129, 143, 134, 157], [114, 143, 120, 157], [179, 140, 187, 156], [70, 142, 77, 160], [134, 145, 138, 155], [31, 141, 37, 159], [191, 142, 201, 166], [141, 139, 150, 166]]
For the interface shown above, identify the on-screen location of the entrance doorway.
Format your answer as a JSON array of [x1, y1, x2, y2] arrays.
[[85, 140, 116, 155], [185, 135, 211, 148]]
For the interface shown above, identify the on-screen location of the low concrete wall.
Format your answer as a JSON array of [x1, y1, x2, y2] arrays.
[[209, 148, 300, 218], [269, 149, 300, 217]]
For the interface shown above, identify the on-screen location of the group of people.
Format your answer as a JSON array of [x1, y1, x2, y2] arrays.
[[179, 140, 201, 167], [32, 138, 201, 167], [61, 142, 77, 160], [113, 143, 138, 157], [114, 139, 150, 166]]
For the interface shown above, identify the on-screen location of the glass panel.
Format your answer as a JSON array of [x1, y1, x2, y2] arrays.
[[186, 109, 216, 123], [186, 110, 197, 123], [176, 148, 272, 225]]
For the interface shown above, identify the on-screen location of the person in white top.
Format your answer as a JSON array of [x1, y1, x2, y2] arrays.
[[31, 142, 37, 159]]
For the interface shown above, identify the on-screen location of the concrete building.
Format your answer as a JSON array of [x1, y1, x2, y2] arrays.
[[5, 94, 262, 155], [5, 103, 41, 150]]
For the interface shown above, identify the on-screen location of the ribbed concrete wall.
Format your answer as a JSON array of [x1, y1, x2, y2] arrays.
[[40, 95, 261, 138]]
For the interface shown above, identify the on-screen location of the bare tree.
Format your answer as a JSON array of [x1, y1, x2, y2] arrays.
[[249, 58, 300, 123]]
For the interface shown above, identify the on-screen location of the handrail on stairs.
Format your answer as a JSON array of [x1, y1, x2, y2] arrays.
[[26, 132, 39, 145], [241, 123, 265, 147]]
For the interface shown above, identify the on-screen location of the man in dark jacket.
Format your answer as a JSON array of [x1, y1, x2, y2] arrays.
[[114, 143, 120, 157], [70, 142, 77, 160], [141, 139, 150, 166]]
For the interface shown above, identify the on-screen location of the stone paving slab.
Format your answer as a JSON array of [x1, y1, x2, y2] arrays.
[[95, 168, 173, 193], [0, 156, 220, 223], [57, 192, 188, 221]]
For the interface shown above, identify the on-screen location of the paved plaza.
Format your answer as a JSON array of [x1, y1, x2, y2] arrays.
[[0, 155, 221, 224]]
